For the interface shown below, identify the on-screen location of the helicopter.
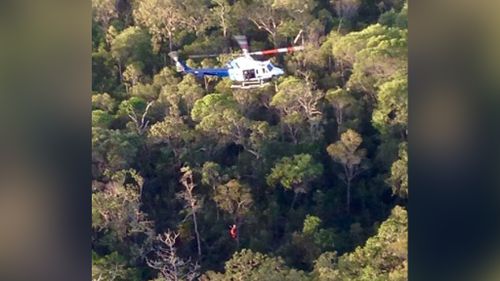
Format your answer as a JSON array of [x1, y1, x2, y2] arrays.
[[168, 35, 304, 89]]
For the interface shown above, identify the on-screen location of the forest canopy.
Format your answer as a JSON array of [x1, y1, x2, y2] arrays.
[[92, 0, 408, 280]]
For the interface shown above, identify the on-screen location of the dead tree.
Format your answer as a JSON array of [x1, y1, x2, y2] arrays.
[[178, 166, 202, 259], [126, 101, 153, 135], [146, 231, 200, 281]]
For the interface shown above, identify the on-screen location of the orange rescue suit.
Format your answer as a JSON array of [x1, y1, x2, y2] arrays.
[[229, 224, 237, 239]]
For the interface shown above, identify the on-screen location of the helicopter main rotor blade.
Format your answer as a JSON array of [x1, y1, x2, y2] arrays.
[[188, 52, 241, 59], [248, 45, 305, 56], [188, 53, 221, 58], [233, 35, 249, 54]]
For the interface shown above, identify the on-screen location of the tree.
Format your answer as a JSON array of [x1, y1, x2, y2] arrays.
[[192, 93, 271, 158], [92, 251, 140, 281], [271, 77, 324, 143], [92, 92, 116, 112], [122, 62, 144, 93], [349, 26, 407, 98], [303, 214, 322, 236], [388, 142, 407, 199], [177, 0, 211, 35], [133, 0, 184, 53], [148, 115, 194, 161], [267, 154, 323, 210], [201, 161, 234, 220], [117, 97, 154, 135], [110, 27, 152, 82], [92, 109, 114, 129], [129, 82, 159, 101], [330, 0, 361, 31], [313, 206, 407, 281], [201, 161, 234, 196], [213, 180, 253, 224], [273, 0, 317, 33], [92, 0, 118, 31], [134, 0, 209, 53], [92, 45, 119, 92], [210, 0, 232, 39], [176, 74, 205, 115], [153, 66, 181, 89], [213, 180, 253, 246], [332, 24, 407, 99], [191, 93, 237, 123], [146, 230, 200, 281], [326, 129, 366, 213], [325, 87, 360, 134], [246, 0, 288, 46], [378, 1, 408, 29], [92, 170, 154, 260], [177, 166, 203, 259], [284, 215, 336, 268], [372, 76, 408, 138], [92, 128, 141, 175], [202, 249, 307, 281]]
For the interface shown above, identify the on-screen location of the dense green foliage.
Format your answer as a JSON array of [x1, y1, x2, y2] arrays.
[[92, 0, 407, 280]]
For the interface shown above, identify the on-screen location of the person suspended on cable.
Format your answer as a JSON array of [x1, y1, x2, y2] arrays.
[[229, 224, 237, 239]]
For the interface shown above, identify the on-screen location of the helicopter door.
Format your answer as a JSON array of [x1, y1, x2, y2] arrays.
[[243, 69, 256, 80]]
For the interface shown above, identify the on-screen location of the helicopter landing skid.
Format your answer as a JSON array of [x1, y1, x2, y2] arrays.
[[231, 80, 270, 89]]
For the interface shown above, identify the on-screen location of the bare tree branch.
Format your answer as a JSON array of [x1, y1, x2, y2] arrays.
[[146, 230, 200, 281], [179, 167, 202, 259]]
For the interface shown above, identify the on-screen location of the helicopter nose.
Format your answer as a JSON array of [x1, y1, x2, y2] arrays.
[[275, 68, 284, 75]]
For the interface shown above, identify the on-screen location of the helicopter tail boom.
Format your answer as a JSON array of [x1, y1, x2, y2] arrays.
[[168, 51, 229, 78]]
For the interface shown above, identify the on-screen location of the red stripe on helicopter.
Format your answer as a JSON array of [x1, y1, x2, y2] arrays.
[[256, 47, 296, 55], [261, 49, 278, 55], [249, 46, 304, 56]]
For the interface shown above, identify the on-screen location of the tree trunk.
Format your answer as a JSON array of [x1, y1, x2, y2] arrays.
[[191, 209, 202, 259], [272, 33, 277, 47], [287, 124, 298, 144], [336, 110, 343, 135], [221, 9, 227, 39], [340, 59, 345, 84], [168, 30, 173, 52]]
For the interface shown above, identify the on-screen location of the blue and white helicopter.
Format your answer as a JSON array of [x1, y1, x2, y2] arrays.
[[168, 35, 304, 89]]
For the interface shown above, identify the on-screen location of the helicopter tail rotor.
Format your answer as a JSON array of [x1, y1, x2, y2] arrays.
[[168, 51, 190, 72], [168, 51, 179, 61]]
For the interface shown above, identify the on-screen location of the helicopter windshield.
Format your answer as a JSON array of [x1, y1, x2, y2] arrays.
[[267, 64, 273, 71]]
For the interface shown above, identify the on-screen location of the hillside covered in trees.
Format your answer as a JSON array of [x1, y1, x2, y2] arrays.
[[92, 0, 408, 280]]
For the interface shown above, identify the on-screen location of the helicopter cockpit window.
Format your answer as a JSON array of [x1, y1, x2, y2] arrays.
[[267, 64, 273, 71]]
